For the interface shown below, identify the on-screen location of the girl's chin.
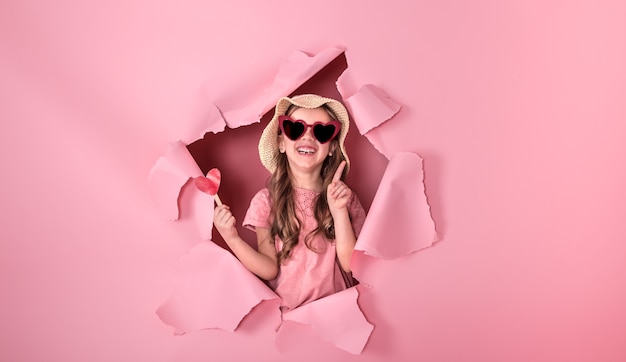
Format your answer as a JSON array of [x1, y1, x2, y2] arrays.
[[288, 158, 324, 172]]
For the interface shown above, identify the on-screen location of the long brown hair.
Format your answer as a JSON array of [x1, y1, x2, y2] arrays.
[[268, 105, 347, 265]]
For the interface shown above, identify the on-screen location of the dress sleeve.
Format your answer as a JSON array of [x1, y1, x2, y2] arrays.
[[243, 188, 272, 231], [348, 192, 367, 238]]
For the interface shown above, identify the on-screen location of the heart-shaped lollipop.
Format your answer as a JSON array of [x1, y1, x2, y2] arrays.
[[193, 168, 222, 205]]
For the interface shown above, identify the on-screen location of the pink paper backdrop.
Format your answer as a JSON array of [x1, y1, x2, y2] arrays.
[[1, 1, 625, 361]]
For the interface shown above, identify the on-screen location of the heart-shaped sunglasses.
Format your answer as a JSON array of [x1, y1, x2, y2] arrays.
[[278, 115, 341, 144]]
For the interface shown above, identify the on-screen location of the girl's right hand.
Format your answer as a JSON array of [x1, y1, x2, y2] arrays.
[[213, 204, 239, 242]]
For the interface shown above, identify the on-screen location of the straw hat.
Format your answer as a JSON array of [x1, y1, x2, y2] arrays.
[[259, 94, 350, 174]]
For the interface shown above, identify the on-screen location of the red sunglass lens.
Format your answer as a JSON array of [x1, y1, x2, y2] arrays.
[[313, 123, 338, 143], [282, 119, 305, 140]]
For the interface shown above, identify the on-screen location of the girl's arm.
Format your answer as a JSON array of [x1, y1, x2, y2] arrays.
[[214, 205, 278, 280], [331, 209, 357, 272], [327, 161, 357, 272]]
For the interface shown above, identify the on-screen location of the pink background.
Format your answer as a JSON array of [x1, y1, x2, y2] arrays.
[[1, 0, 625, 361]]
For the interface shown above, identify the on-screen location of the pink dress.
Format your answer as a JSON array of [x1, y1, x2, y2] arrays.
[[243, 187, 366, 311]]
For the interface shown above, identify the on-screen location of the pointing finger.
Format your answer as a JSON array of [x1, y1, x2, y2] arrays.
[[332, 161, 347, 183]]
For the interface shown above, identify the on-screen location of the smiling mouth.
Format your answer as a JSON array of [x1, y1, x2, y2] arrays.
[[297, 147, 316, 155]]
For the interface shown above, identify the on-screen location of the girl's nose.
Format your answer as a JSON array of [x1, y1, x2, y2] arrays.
[[301, 124, 315, 140]]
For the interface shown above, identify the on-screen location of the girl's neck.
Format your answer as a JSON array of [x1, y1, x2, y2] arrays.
[[290, 169, 323, 192]]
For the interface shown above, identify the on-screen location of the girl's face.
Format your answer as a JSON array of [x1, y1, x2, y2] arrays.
[[279, 107, 337, 176]]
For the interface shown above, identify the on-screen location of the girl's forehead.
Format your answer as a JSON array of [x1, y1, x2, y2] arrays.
[[289, 107, 333, 122]]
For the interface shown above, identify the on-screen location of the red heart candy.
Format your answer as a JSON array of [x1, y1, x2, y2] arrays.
[[194, 168, 221, 195]]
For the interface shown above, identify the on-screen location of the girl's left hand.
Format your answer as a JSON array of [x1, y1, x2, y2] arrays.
[[327, 161, 351, 215]]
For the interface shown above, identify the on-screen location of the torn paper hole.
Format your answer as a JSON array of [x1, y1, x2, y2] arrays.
[[152, 46, 437, 354], [277, 286, 373, 355], [156, 241, 279, 333], [355, 152, 438, 259], [148, 140, 204, 221], [181, 102, 226, 145], [342, 84, 402, 135], [215, 46, 347, 130]]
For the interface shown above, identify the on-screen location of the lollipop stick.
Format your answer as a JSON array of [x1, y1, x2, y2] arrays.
[[214, 193, 223, 206]]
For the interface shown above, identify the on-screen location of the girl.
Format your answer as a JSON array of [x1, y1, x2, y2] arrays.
[[213, 94, 366, 312]]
